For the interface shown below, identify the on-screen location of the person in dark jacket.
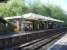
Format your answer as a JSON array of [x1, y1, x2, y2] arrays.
[[23, 24, 29, 32]]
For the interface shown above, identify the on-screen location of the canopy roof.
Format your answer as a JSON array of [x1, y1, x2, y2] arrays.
[[4, 16, 21, 20], [22, 13, 64, 23], [4, 13, 64, 23]]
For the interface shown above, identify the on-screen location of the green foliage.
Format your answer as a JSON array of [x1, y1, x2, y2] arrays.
[[0, 0, 67, 26], [0, 0, 30, 17], [31, 4, 51, 16]]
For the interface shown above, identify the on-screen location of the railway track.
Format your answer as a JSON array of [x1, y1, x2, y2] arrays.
[[0, 29, 66, 50], [16, 32, 65, 50], [36, 33, 65, 50]]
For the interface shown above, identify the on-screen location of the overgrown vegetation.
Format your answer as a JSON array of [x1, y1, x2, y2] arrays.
[[0, 0, 67, 26]]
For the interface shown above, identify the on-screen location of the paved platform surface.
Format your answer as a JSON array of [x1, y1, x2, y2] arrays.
[[47, 33, 67, 50]]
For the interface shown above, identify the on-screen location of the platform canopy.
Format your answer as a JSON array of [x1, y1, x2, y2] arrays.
[[4, 13, 64, 23], [4, 16, 21, 20], [46, 16, 64, 23], [22, 13, 47, 21], [22, 13, 64, 23]]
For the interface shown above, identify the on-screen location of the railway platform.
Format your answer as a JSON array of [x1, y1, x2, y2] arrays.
[[47, 33, 67, 50]]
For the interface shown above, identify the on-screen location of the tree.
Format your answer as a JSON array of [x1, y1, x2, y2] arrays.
[[0, 0, 67, 26], [0, 0, 30, 17]]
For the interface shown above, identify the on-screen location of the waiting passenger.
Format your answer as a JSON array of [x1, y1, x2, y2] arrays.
[[23, 24, 29, 32], [11, 20, 20, 32]]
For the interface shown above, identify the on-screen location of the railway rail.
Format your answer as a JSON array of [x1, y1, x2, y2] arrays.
[[17, 32, 65, 50], [0, 28, 66, 50]]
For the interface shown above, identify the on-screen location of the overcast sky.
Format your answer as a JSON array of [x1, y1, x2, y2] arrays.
[[41, 0, 67, 12], [25, 0, 67, 12]]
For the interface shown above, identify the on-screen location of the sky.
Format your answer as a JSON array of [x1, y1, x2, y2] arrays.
[[25, 0, 67, 12], [41, 0, 67, 12]]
